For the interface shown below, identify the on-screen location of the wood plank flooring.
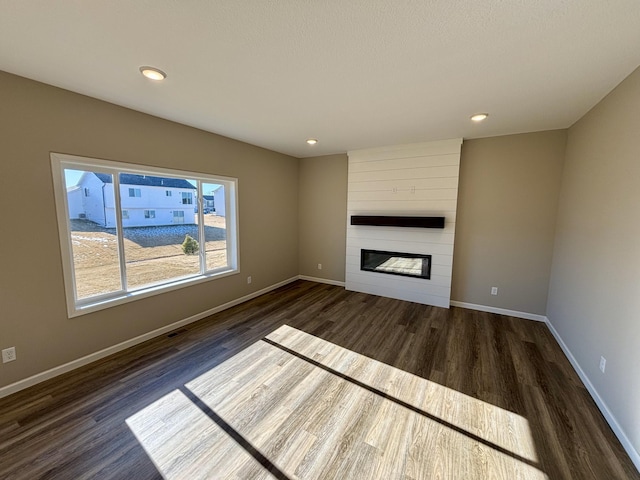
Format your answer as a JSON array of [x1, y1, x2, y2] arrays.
[[0, 280, 638, 479]]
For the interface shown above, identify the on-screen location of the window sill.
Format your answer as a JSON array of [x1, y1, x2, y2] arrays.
[[69, 268, 239, 318]]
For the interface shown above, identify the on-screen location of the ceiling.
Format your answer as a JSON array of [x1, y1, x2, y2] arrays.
[[1, 1, 640, 158]]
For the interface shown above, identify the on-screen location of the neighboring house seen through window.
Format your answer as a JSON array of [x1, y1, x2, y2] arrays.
[[51, 152, 239, 317]]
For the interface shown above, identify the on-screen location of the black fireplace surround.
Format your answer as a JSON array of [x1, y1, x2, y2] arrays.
[[360, 249, 432, 280]]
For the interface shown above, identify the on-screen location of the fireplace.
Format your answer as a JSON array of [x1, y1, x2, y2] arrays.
[[347, 139, 461, 307], [360, 249, 431, 280]]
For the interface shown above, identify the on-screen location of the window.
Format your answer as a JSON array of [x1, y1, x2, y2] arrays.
[[173, 210, 185, 224], [83, 188, 90, 197], [166, 190, 172, 197], [51, 153, 239, 317]]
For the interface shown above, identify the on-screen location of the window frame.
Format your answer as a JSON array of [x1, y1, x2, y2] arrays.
[[51, 152, 240, 318]]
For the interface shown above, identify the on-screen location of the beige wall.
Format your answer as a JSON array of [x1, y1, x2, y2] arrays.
[[298, 154, 348, 282], [452, 131, 567, 314], [547, 66, 640, 459], [0, 71, 299, 388]]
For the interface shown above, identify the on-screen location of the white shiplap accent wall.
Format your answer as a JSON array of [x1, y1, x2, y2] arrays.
[[346, 139, 462, 308]]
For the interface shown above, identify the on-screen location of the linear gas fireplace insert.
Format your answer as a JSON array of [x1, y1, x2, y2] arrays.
[[360, 249, 431, 280]]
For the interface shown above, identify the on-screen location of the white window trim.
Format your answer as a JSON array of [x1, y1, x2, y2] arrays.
[[51, 152, 240, 318]]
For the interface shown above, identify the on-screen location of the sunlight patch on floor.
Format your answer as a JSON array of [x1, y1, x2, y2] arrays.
[[127, 324, 548, 479], [126, 390, 278, 479], [267, 325, 539, 463]]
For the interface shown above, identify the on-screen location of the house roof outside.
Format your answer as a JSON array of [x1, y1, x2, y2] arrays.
[[203, 195, 214, 201], [93, 173, 196, 190]]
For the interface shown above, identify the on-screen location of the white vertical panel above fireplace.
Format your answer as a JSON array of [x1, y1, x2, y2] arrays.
[[346, 139, 462, 308]]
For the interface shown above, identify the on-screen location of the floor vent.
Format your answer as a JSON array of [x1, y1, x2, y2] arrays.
[[167, 328, 187, 338]]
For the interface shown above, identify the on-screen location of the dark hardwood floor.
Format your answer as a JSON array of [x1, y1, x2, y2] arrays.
[[0, 280, 637, 479]]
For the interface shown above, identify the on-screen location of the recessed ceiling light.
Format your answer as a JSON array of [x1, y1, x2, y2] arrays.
[[306, 138, 318, 145], [139, 66, 167, 81], [470, 113, 489, 122]]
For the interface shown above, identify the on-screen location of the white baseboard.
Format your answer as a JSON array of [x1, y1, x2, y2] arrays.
[[0, 276, 299, 400], [545, 318, 640, 473], [298, 275, 345, 287], [450, 301, 547, 322]]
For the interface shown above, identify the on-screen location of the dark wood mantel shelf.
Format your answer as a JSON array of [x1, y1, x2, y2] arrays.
[[350, 215, 445, 228]]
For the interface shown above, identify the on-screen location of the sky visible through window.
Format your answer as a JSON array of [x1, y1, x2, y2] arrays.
[[65, 170, 221, 196]]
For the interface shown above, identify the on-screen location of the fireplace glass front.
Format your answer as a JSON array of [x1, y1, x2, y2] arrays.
[[360, 249, 431, 280]]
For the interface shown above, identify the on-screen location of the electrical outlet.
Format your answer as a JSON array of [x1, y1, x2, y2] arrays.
[[2, 347, 16, 363], [317, 263, 322, 270], [247, 276, 252, 284], [491, 286, 498, 296], [599, 356, 606, 373]]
